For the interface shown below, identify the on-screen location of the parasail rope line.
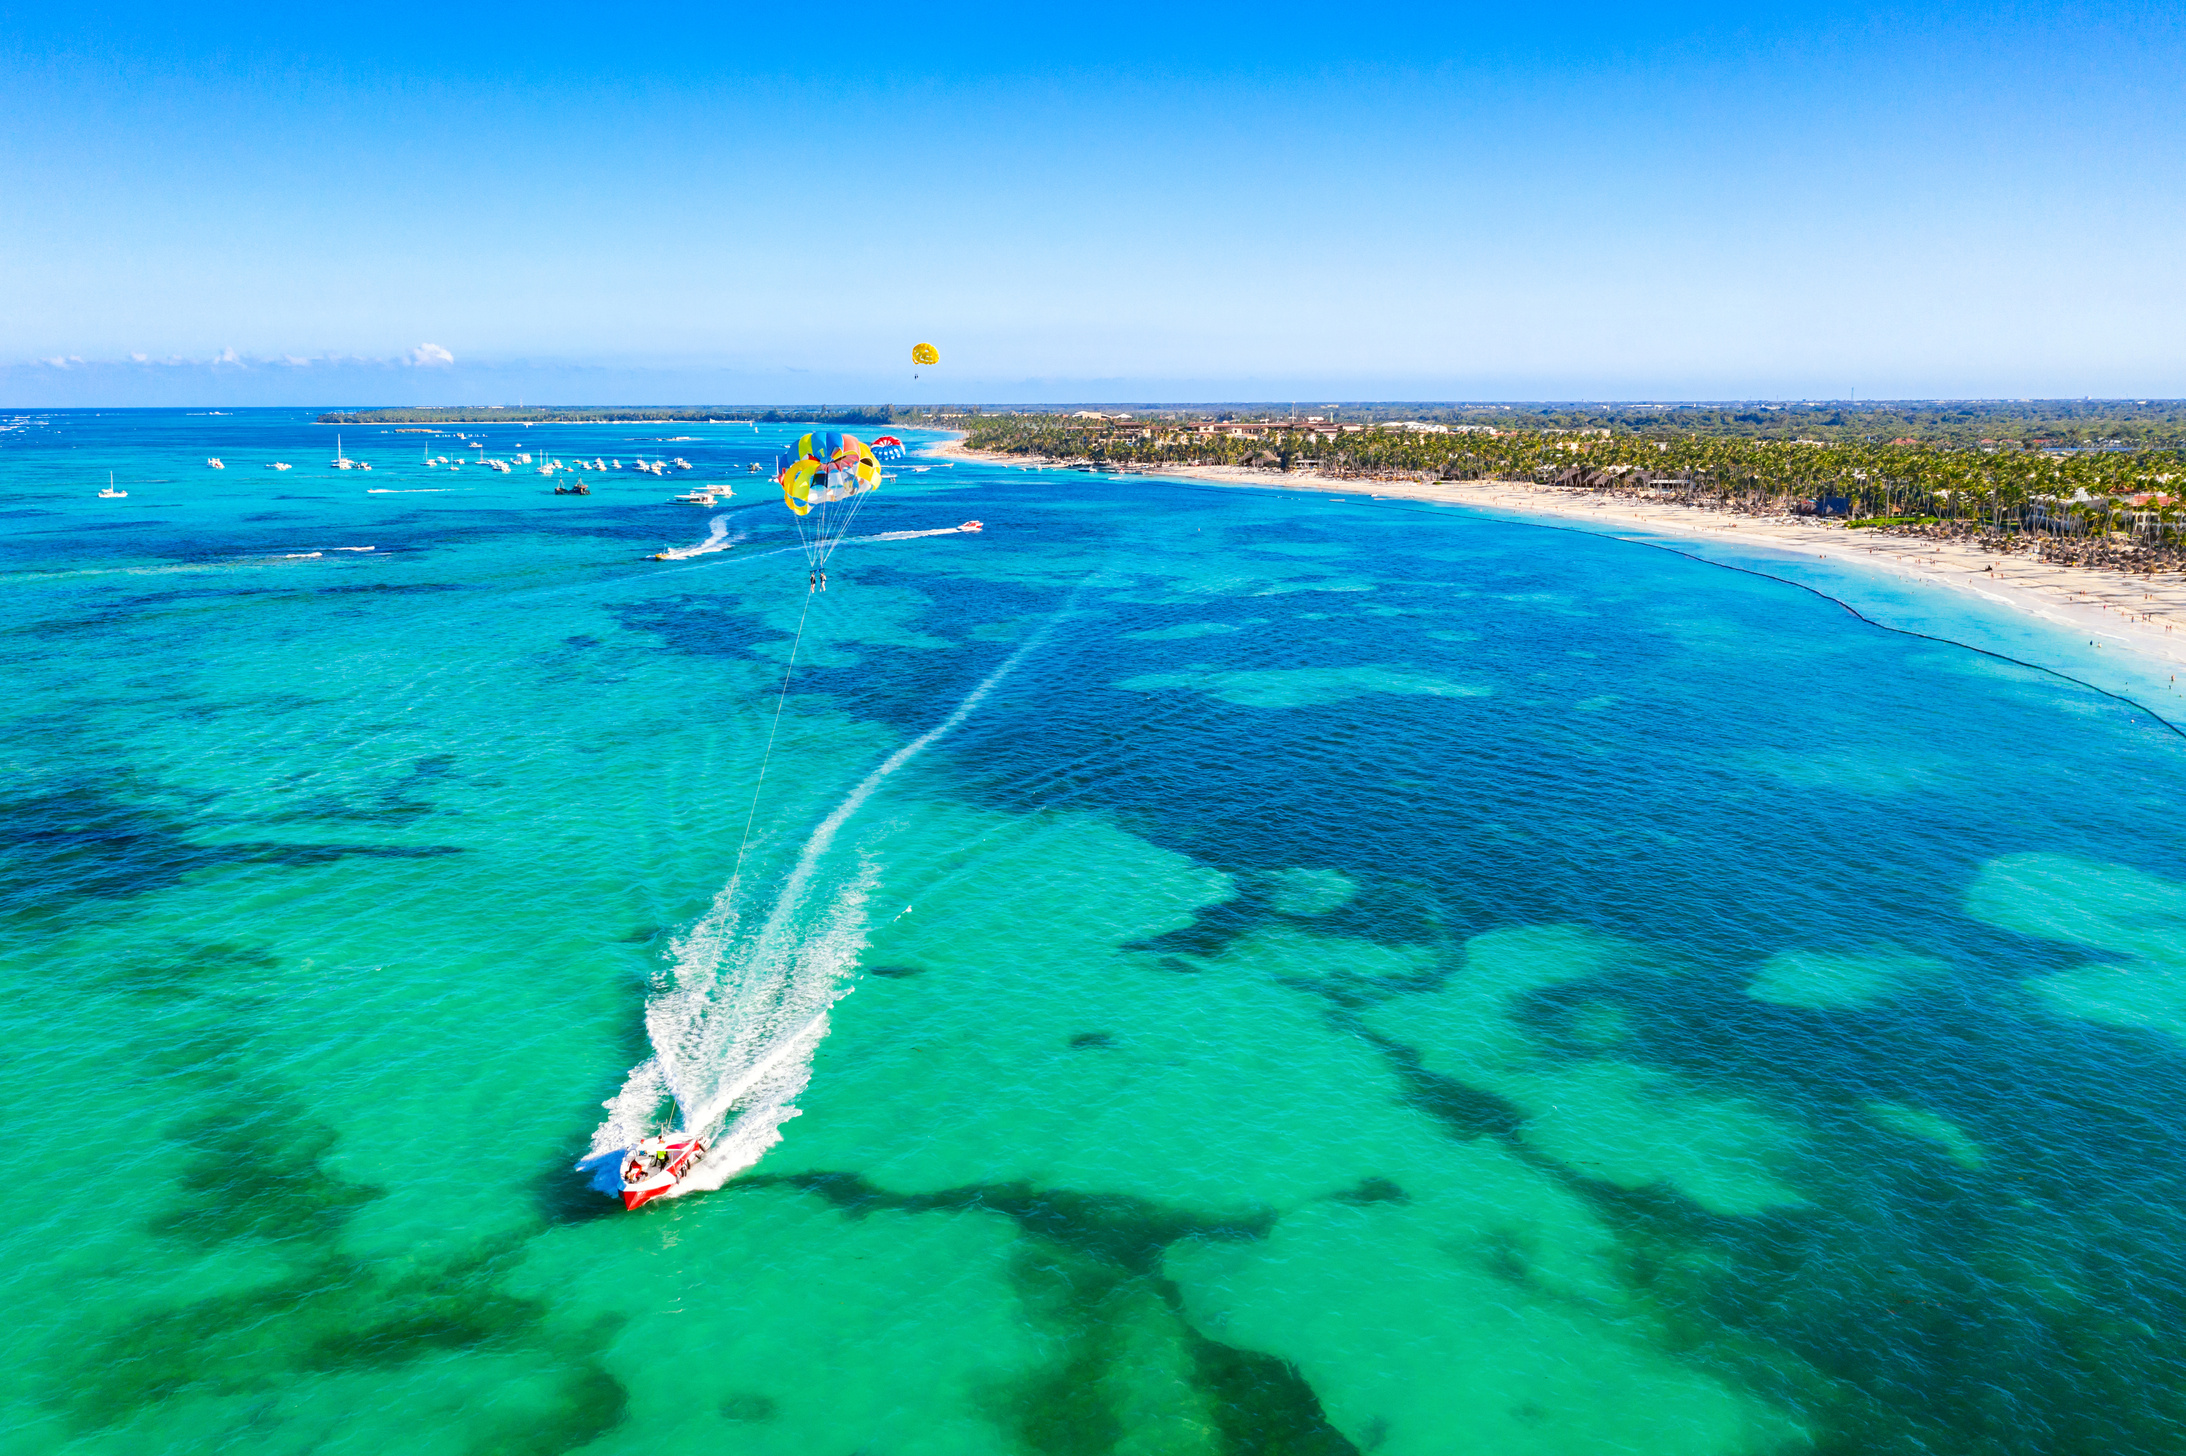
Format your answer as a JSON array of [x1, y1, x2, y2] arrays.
[[819, 484, 880, 568], [722, 585, 817, 908]]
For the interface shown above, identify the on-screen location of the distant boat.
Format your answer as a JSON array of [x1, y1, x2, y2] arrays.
[[98, 471, 127, 499], [206, 457, 224, 469], [331, 433, 365, 470], [672, 488, 718, 505], [268, 461, 292, 471]]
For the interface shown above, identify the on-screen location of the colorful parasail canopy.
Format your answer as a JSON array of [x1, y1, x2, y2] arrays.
[[779, 431, 880, 516], [911, 342, 939, 367], [777, 431, 882, 571]]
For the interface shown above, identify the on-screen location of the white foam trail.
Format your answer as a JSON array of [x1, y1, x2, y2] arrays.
[[653, 514, 737, 561], [586, 615, 1060, 1197], [852, 525, 980, 544], [334, 546, 376, 552], [366, 488, 452, 494]]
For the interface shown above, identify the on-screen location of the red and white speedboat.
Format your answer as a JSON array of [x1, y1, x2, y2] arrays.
[[618, 1133, 708, 1210], [959, 520, 983, 532]]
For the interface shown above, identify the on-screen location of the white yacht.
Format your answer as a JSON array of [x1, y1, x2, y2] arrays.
[[207, 457, 225, 469], [268, 461, 292, 471], [98, 472, 126, 499], [672, 488, 719, 505]]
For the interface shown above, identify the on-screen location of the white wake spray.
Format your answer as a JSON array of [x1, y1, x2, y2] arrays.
[[654, 514, 739, 561], [852, 525, 982, 544], [585, 616, 1060, 1199]]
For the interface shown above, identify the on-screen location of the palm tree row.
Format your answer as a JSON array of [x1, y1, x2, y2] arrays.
[[965, 418, 2186, 542]]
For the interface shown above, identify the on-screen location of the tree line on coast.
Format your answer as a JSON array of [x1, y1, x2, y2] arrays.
[[965, 413, 2186, 548], [966, 399, 2186, 449]]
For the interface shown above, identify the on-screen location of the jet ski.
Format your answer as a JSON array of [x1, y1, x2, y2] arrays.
[[618, 1132, 708, 1210]]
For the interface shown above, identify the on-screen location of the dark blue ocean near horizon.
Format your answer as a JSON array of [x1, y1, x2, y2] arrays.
[[2, 407, 2183, 1456]]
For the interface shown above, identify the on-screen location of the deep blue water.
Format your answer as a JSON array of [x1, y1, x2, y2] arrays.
[[2, 407, 2183, 1456]]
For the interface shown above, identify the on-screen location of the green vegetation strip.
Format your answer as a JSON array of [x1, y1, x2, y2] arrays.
[[965, 407, 2186, 534]]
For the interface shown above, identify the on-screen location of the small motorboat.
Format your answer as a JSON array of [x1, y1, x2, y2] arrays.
[[268, 462, 293, 470], [619, 1133, 708, 1210], [672, 489, 718, 505], [207, 457, 224, 469], [554, 480, 591, 495], [960, 519, 983, 531]]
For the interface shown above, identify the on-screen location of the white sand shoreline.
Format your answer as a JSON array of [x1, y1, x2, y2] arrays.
[[925, 437, 2186, 680]]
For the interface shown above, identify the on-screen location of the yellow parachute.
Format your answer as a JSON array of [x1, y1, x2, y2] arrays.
[[911, 342, 939, 367]]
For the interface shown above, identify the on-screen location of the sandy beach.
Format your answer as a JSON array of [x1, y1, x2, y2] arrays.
[[930, 438, 2186, 675]]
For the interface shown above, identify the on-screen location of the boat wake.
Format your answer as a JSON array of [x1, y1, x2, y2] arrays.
[[582, 615, 1059, 1203], [366, 488, 452, 494], [652, 514, 739, 561], [853, 523, 982, 544]]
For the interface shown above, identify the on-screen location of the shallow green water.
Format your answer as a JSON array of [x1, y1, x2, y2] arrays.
[[3, 409, 2183, 1455]]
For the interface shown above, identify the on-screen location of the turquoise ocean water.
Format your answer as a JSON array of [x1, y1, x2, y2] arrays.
[[3, 408, 2184, 1455]]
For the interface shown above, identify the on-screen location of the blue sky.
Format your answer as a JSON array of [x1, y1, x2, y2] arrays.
[[3, 0, 2181, 405]]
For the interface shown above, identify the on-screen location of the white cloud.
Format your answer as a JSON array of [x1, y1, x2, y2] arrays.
[[408, 342, 455, 367], [130, 352, 148, 362], [213, 346, 243, 367]]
